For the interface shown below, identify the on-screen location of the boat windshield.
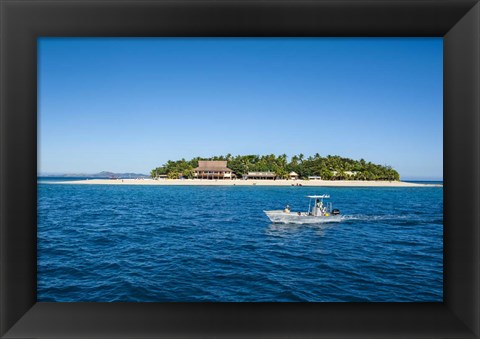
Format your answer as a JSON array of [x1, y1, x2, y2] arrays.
[[307, 195, 332, 215]]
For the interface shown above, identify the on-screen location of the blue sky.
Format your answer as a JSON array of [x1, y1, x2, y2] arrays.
[[38, 38, 443, 180]]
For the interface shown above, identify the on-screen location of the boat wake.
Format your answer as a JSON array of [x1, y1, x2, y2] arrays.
[[340, 214, 442, 224], [341, 214, 408, 221]]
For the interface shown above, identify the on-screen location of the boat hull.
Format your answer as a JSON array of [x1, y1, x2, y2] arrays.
[[264, 210, 342, 224]]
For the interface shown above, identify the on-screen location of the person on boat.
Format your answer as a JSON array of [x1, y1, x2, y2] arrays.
[[314, 199, 324, 216]]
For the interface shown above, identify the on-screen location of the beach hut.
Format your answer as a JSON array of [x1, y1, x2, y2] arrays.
[[245, 171, 276, 180], [289, 171, 299, 180]]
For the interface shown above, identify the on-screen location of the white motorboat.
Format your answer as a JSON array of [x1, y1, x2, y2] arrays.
[[264, 195, 341, 224]]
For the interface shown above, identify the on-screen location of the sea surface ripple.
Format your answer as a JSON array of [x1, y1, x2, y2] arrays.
[[38, 182, 443, 302]]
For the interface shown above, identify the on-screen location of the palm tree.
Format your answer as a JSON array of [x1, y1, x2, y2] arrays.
[[291, 155, 299, 166], [275, 167, 288, 180], [278, 154, 287, 168], [183, 168, 194, 179], [167, 171, 179, 179]]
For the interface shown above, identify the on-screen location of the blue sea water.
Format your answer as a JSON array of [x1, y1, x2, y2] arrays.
[[37, 182, 443, 302]]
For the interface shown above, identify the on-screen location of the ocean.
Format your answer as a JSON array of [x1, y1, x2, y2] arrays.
[[37, 180, 443, 302]]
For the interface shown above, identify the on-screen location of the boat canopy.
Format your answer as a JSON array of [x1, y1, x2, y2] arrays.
[[306, 195, 330, 199]]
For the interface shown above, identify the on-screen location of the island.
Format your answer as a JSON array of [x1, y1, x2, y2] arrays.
[[48, 154, 442, 187], [150, 154, 400, 181]]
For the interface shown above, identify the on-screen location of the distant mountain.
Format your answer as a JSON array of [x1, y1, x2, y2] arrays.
[[40, 171, 149, 178]]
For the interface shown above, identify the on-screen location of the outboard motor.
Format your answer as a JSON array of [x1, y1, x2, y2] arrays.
[[332, 209, 340, 215]]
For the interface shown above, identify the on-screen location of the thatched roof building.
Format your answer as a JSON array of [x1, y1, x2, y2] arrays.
[[245, 171, 276, 180], [194, 160, 234, 179]]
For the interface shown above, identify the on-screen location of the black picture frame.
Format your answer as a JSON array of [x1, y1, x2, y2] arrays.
[[1, 0, 479, 338]]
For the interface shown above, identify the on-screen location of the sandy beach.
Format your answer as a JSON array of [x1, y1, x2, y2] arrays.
[[49, 178, 441, 187]]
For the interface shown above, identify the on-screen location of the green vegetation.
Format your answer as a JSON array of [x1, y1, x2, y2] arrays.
[[150, 154, 400, 181]]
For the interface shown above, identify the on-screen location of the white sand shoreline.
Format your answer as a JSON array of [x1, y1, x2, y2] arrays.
[[44, 178, 442, 187]]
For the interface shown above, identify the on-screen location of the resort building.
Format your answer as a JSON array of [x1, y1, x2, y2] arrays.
[[244, 171, 276, 180], [289, 171, 299, 180], [332, 171, 358, 177], [194, 160, 234, 180], [308, 175, 322, 180]]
